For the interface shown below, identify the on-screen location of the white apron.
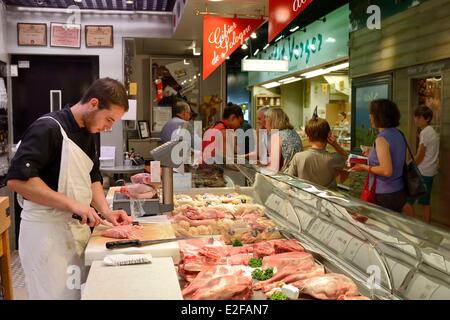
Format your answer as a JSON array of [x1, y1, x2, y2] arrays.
[[18, 116, 93, 300]]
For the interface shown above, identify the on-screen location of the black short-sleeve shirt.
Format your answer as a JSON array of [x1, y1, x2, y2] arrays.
[[7, 108, 102, 191]]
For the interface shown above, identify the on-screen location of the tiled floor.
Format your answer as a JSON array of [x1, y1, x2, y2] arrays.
[[0, 250, 28, 300]]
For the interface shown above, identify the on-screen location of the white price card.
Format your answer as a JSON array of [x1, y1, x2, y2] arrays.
[[423, 252, 447, 272], [344, 238, 364, 260], [150, 161, 161, 183], [265, 194, 283, 213], [328, 230, 352, 254]]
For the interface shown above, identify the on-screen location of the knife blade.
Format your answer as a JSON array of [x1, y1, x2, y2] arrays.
[[105, 237, 192, 250]]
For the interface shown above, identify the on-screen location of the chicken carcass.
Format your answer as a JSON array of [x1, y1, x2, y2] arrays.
[[299, 274, 359, 300], [119, 184, 157, 199], [182, 266, 253, 300]]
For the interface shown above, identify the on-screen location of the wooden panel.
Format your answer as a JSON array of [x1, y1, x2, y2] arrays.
[[350, 0, 450, 78], [0, 197, 10, 235]]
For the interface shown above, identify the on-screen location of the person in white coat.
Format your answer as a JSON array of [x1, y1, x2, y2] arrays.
[[7, 78, 133, 299]]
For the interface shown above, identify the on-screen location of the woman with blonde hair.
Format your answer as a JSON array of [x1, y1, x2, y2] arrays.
[[263, 107, 302, 173]]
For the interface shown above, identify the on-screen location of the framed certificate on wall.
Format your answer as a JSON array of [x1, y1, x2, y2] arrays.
[[50, 23, 81, 48], [85, 25, 113, 48], [17, 23, 47, 46]]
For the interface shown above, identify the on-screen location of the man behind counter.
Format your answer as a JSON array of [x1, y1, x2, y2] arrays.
[[7, 77, 133, 300]]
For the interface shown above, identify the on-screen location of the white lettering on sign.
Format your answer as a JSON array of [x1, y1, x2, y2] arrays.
[[207, 22, 252, 66], [293, 0, 309, 12]]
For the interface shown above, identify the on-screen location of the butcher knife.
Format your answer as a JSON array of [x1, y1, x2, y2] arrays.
[[105, 237, 192, 249]]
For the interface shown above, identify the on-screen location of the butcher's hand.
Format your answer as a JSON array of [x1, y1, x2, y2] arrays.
[[104, 210, 133, 226], [71, 204, 102, 228]]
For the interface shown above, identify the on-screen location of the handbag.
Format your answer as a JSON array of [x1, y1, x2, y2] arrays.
[[360, 174, 377, 203], [398, 130, 427, 199]]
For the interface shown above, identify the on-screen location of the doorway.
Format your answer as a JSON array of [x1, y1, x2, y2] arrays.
[[10, 54, 99, 248], [410, 75, 447, 226], [11, 54, 99, 143]]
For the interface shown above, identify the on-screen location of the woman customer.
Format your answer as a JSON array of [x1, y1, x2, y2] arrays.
[[352, 99, 407, 212], [263, 107, 302, 173]]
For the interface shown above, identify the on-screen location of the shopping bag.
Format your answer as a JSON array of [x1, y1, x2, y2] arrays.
[[360, 174, 377, 204]]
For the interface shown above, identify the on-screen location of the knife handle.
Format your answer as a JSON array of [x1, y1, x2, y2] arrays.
[[106, 239, 140, 249], [72, 214, 91, 224]]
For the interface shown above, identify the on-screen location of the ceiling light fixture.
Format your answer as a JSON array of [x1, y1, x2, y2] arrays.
[[243, 55, 249, 60], [290, 26, 299, 32], [300, 62, 349, 79], [241, 43, 248, 50], [253, 49, 260, 56], [275, 35, 284, 42], [262, 82, 281, 89], [279, 77, 303, 84], [250, 32, 257, 39], [242, 59, 289, 72], [263, 44, 270, 50]]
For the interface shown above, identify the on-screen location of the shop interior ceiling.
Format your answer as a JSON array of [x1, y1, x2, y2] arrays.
[[3, 0, 176, 11]]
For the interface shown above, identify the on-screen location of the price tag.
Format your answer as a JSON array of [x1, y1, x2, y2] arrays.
[[265, 194, 283, 213], [321, 224, 336, 244], [328, 230, 352, 254], [344, 238, 364, 260], [150, 161, 161, 183], [295, 207, 313, 230], [406, 275, 440, 300], [423, 252, 447, 272]]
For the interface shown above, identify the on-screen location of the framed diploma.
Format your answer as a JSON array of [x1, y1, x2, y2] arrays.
[[17, 23, 47, 46], [85, 25, 113, 48], [138, 121, 150, 139], [50, 23, 81, 48]]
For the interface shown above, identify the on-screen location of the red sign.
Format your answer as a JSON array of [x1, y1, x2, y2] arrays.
[[203, 16, 264, 80], [268, 0, 314, 43]]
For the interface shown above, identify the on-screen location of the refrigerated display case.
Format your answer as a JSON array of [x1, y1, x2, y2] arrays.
[[173, 164, 450, 300]]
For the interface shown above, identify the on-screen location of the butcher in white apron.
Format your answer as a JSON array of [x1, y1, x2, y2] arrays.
[[7, 78, 133, 299]]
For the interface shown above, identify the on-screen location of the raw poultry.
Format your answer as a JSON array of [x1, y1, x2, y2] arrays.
[[298, 274, 360, 300], [182, 265, 253, 300], [101, 225, 143, 239]]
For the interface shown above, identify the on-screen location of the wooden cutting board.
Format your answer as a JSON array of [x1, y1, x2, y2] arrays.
[[89, 223, 175, 245], [84, 223, 180, 266]]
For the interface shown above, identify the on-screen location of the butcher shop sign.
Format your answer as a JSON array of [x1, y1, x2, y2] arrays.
[[268, 0, 314, 42], [203, 15, 264, 80]]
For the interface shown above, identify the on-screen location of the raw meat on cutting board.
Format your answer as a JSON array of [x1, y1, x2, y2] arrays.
[[101, 225, 143, 239]]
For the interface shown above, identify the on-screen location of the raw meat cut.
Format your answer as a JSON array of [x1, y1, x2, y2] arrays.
[[299, 274, 359, 300], [182, 265, 253, 300], [119, 184, 157, 199], [130, 173, 158, 186], [262, 252, 315, 271], [254, 264, 325, 292], [252, 239, 305, 258], [101, 225, 142, 239]]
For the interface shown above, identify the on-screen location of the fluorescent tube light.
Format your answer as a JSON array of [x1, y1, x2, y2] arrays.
[[242, 59, 289, 72], [262, 82, 281, 89]]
